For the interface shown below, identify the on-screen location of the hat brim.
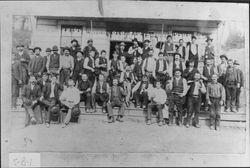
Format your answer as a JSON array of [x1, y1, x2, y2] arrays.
[[220, 55, 228, 60], [71, 40, 78, 43], [33, 47, 42, 52]]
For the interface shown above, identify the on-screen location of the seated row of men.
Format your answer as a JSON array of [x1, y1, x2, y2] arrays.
[[21, 64, 226, 131]]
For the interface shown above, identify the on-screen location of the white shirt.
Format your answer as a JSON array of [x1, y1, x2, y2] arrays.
[[142, 56, 156, 73], [148, 87, 167, 104], [190, 43, 197, 55], [50, 83, 56, 98], [59, 55, 74, 70], [158, 59, 164, 72], [60, 87, 80, 106]]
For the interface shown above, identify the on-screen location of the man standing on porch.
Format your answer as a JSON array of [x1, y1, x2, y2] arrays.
[[58, 47, 74, 86], [82, 39, 99, 59]]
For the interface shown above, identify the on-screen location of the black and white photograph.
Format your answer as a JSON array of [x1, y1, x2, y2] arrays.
[[1, 0, 249, 167]]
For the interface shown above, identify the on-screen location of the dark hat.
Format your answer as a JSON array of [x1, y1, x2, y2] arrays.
[[174, 52, 181, 57], [191, 35, 197, 39], [63, 47, 70, 52], [50, 105, 60, 117], [120, 42, 126, 46], [45, 48, 51, 52], [33, 47, 42, 52], [16, 44, 24, 48], [132, 38, 138, 43], [71, 39, 78, 44], [158, 51, 164, 55], [206, 37, 213, 42], [233, 60, 240, 65], [174, 68, 182, 74], [167, 35, 172, 39], [144, 39, 150, 43], [52, 45, 59, 51], [87, 39, 93, 43], [76, 50, 83, 55], [220, 54, 228, 60]]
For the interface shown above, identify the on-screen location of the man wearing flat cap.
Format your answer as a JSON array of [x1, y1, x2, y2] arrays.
[[58, 47, 74, 86], [47, 45, 60, 75], [186, 35, 199, 68], [70, 39, 81, 61], [234, 60, 244, 112], [142, 39, 151, 60], [15, 44, 31, 85], [82, 39, 99, 59], [28, 47, 45, 80]]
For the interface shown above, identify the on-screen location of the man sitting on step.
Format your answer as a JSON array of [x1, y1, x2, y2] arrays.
[[92, 73, 109, 113], [78, 73, 92, 113], [146, 80, 167, 126], [107, 78, 127, 123], [60, 79, 80, 128]]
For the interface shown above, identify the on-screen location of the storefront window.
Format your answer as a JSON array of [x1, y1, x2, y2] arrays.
[[60, 25, 83, 47]]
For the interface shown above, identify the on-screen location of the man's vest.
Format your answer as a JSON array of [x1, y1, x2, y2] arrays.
[[172, 77, 184, 93]]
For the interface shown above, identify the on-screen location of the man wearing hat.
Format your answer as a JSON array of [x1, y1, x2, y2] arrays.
[[142, 39, 151, 60], [163, 35, 175, 62], [72, 50, 84, 84], [43, 48, 51, 73], [167, 68, 188, 126], [217, 55, 228, 85], [82, 39, 99, 58], [92, 73, 110, 113], [40, 74, 64, 127], [28, 47, 45, 79], [224, 59, 240, 112], [28, 47, 35, 59], [47, 45, 60, 75], [234, 60, 244, 112], [22, 76, 43, 127], [133, 55, 144, 82], [78, 73, 93, 113], [119, 42, 128, 61], [106, 78, 127, 123], [186, 35, 199, 68], [70, 39, 81, 60], [15, 44, 31, 85], [128, 38, 142, 65], [204, 37, 215, 62]]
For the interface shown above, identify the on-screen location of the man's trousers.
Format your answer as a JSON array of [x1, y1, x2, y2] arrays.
[[147, 102, 163, 122], [209, 97, 221, 127], [225, 85, 237, 110], [187, 96, 201, 125], [168, 94, 185, 124], [107, 100, 125, 117]]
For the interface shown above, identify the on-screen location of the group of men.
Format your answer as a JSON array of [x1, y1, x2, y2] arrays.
[[11, 35, 244, 130]]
